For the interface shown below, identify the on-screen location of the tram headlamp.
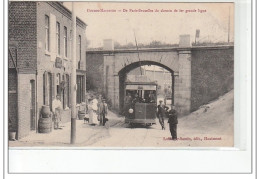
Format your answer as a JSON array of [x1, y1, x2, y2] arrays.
[[129, 108, 133, 113]]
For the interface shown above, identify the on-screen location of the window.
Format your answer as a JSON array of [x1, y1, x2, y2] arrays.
[[64, 26, 68, 57], [43, 72, 53, 111], [78, 35, 81, 69], [76, 75, 84, 104], [56, 22, 60, 55], [45, 15, 50, 51], [69, 30, 72, 59]]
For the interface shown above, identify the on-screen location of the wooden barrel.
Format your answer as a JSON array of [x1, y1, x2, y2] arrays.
[[38, 117, 52, 133], [41, 105, 51, 118], [78, 111, 85, 120]]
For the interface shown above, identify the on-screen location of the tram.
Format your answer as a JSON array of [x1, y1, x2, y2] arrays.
[[124, 82, 157, 126]]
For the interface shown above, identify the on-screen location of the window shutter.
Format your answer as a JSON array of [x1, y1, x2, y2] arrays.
[[51, 73, 55, 101], [83, 75, 86, 102], [50, 13, 56, 62], [64, 75, 67, 108], [69, 74, 71, 107], [44, 71, 48, 105]]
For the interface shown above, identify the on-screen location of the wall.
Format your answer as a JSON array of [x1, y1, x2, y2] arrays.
[[86, 46, 234, 115], [8, 1, 37, 73], [9, 2, 37, 138], [17, 74, 36, 139], [175, 50, 191, 114], [8, 69, 17, 134], [190, 47, 234, 111], [85, 53, 105, 92]]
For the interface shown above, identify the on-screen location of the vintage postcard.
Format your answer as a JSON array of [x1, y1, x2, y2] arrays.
[[8, 1, 234, 148]]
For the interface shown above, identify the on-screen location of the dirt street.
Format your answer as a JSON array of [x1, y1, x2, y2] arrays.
[[9, 90, 233, 148]]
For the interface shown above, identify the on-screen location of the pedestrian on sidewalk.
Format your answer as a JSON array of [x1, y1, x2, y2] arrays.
[[52, 95, 62, 129], [98, 98, 108, 126], [167, 105, 178, 140], [88, 98, 98, 125], [157, 100, 169, 130]]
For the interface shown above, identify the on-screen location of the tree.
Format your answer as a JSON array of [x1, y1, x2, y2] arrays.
[[148, 40, 162, 48]]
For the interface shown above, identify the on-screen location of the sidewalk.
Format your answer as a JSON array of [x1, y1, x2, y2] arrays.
[[9, 111, 124, 147]]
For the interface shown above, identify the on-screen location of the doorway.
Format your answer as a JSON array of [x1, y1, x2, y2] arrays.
[[30, 80, 36, 130]]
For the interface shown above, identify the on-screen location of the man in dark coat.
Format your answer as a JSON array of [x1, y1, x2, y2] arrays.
[[168, 105, 178, 140], [157, 100, 169, 130], [98, 99, 108, 126]]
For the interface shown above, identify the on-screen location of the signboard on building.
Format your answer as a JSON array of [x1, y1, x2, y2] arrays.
[[55, 57, 62, 68]]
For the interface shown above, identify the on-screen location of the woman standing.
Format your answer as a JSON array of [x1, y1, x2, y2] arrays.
[[88, 98, 98, 125]]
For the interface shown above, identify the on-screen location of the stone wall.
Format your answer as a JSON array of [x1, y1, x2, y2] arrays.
[[86, 46, 234, 115], [175, 50, 191, 114], [190, 47, 234, 111], [85, 53, 105, 92]]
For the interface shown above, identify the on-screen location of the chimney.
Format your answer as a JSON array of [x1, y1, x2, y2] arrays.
[[103, 39, 114, 50], [179, 35, 191, 47]]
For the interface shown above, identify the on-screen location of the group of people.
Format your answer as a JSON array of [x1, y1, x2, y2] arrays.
[[51, 93, 177, 140], [51, 94, 108, 129], [124, 91, 156, 116], [124, 92, 178, 140], [88, 95, 108, 126], [157, 100, 178, 140]]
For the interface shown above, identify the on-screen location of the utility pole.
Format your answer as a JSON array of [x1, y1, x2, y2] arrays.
[[70, 2, 77, 144], [134, 30, 142, 75], [195, 29, 200, 45], [227, 6, 231, 43]]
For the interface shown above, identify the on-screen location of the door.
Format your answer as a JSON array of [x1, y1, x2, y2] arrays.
[[30, 80, 36, 130], [48, 73, 52, 112]]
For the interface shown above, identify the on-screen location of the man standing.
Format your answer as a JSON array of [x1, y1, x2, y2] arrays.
[[168, 105, 178, 140], [157, 100, 169, 130], [148, 91, 155, 103], [98, 99, 108, 126], [132, 93, 140, 104], [52, 95, 62, 129]]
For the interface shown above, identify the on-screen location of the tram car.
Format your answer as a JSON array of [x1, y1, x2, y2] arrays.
[[124, 82, 158, 126]]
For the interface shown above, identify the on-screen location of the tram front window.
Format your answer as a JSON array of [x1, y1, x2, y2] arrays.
[[126, 90, 156, 103]]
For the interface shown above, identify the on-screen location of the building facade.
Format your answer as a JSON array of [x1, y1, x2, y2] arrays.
[[8, 2, 87, 139]]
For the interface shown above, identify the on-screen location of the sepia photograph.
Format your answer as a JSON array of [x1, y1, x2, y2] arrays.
[[8, 1, 234, 148]]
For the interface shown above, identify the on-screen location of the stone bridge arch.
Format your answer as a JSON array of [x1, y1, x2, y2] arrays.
[[117, 60, 176, 113], [86, 44, 234, 116], [100, 49, 192, 115]]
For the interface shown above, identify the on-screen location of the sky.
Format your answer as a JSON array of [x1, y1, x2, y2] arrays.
[[63, 2, 234, 48]]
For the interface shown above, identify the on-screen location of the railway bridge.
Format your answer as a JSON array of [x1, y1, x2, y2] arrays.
[[86, 36, 234, 115]]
